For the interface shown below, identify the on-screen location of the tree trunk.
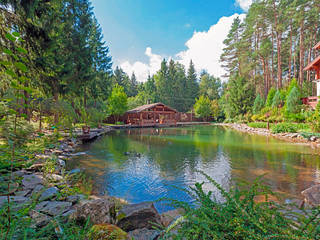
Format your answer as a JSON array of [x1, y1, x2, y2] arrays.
[[288, 22, 293, 82], [276, 33, 282, 89], [54, 91, 59, 125], [299, 20, 305, 86]]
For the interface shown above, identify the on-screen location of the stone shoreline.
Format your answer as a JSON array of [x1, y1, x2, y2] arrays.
[[1, 126, 181, 240], [217, 123, 320, 151]]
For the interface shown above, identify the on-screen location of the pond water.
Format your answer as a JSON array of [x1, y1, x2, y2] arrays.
[[68, 125, 320, 213]]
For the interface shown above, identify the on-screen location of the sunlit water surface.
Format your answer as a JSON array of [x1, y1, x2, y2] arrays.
[[67, 126, 320, 213]]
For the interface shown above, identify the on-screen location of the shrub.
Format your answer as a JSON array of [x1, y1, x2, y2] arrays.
[[253, 94, 264, 114], [248, 122, 268, 128], [271, 123, 297, 133], [286, 86, 302, 114], [271, 90, 282, 108], [163, 172, 320, 240], [266, 88, 276, 107], [307, 101, 320, 132]]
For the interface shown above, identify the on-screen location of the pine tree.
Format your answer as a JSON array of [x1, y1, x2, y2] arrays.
[[186, 60, 199, 109]]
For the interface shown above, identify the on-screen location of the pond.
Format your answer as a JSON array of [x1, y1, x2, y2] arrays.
[[68, 125, 320, 213]]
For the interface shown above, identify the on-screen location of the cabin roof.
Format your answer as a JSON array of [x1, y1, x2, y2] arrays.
[[313, 41, 320, 50], [304, 55, 320, 71], [127, 102, 178, 113]]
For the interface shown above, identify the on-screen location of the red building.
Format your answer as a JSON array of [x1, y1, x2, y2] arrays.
[[125, 103, 177, 127], [303, 41, 320, 109]]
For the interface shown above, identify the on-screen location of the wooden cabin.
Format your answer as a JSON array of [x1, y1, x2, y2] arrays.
[[303, 41, 320, 109], [125, 103, 177, 127]]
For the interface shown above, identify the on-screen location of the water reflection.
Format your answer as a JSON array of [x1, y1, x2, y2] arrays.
[[68, 126, 320, 213]]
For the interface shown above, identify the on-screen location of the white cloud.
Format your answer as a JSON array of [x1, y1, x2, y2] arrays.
[[176, 13, 246, 80], [235, 0, 252, 11], [119, 13, 246, 82], [120, 47, 163, 82]]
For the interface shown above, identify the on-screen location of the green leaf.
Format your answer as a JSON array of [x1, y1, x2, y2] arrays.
[[17, 47, 27, 54], [5, 33, 16, 42], [6, 69, 17, 78], [14, 62, 28, 72], [12, 32, 20, 37], [3, 48, 13, 55], [0, 61, 11, 66]]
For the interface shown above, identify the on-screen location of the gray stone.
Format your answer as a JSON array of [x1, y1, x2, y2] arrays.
[[35, 201, 50, 211], [29, 209, 52, 228], [310, 136, 317, 142], [71, 196, 116, 224], [39, 201, 72, 216], [128, 228, 160, 240], [39, 187, 59, 201], [57, 159, 66, 168], [61, 209, 76, 218], [15, 190, 31, 197], [117, 202, 162, 231], [31, 184, 45, 197], [12, 170, 30, 178], [47, 174, 64, 181], [301, 184, 320, 206], [22, 174, 44, 190], [0, 196, 30, 209], [66, 194, 85, 204]]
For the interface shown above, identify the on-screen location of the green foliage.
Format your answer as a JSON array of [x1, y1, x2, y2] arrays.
[[253, 94, 264, 114], [266, 88, 276, 107], [163, 172, 320, 240], [223, 75, 255, 118], [286, 87, 302, 114], [307, 101, 320, 132], [286, 78, 299, 98], [194, 96, 212, 120], [210, 100, 220, 121], [271, 123, 298, 133], [107, 84, 128, 121], [272, 90, 282, 108], [247, 122, 268, 128]]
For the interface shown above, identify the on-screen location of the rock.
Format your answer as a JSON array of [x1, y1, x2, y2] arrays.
[[37, 201, 72, 216], [160, 209, 184, 227], [87, 224, 128, 240], [310, 136, 317, 142], [57, 159, 66, 168], [27, 163, 45, 171], [61, 209, 76, 218], [29, 209, 52, 228], [301, 184, 320, 206], [15, 190, 31, 197], [39, 187, 59, 201], [71, 197, 116, 224], [117, 202, 162, 232], [47, 174, 64, 182], [58, 155, 68, 160], [31, 184, 45, 197], [66, 194, 85, 204], [69, 168, 81, 175], [128, 228, 160, 240], [22, 174, 44, 190], [35, 154, 52, 161], [12, 170, 30, 178], [35, 201, 49, 211], [0, 196, 30, 209]]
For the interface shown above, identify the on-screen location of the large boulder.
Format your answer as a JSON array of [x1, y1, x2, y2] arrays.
[[35, 201, 72, 216], [29, 209, 52, 228], [38, 187, 59, 201], [116, 202, 162, 232], [0, 196, 30, 209], [128, 228, 160, 240], [71, 197, 116, 224], [22, 174, 44, 190], [301, 184, 320, 206], [87, 224, 128, 240], [160, 208, 184, 227]]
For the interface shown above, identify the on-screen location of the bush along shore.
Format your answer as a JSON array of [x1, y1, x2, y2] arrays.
[[219, 123, 320, 149]]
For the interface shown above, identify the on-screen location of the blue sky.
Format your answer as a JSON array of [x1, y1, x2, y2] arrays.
[[91, 0, 251, 81]]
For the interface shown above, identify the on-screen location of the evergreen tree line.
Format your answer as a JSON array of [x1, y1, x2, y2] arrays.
[[220, 0, 320, 119], [115, 59, 223, 113], [0, 0, 113, 125]]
